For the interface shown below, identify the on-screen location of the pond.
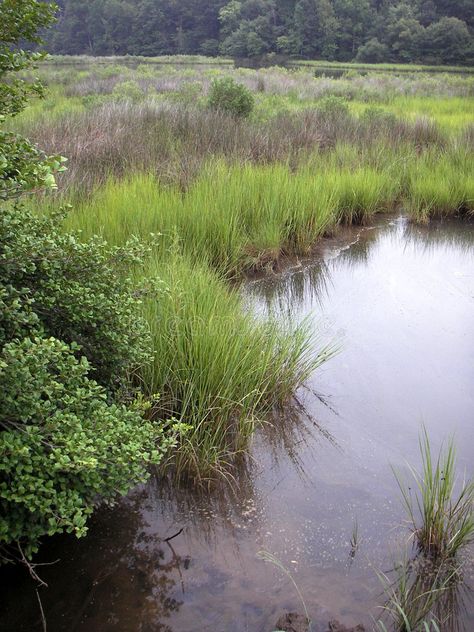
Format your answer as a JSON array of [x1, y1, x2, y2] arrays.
[[2, 215, 473, 632]]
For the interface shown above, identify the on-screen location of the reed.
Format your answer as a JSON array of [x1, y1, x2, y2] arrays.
[[14, 97, 469, 195], [394, 428, 474, 561], [57, 159, 402, 275], [405, 149, 474, 222]]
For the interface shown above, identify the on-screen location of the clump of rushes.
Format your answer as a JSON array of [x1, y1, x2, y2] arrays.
[[61, 159, 400, 277], [394, 428, 474, 561], [141, 256, 331, 481]]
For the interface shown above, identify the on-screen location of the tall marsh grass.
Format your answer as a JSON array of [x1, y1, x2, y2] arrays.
[[405, 149, 474, 222], [60, 160, 400, 273], [376, 430, 473, 632], [55, 175, 335, 478], [19, 60, 474, 478], [16, 99, 469, 196], [142, 256, 329, 479]]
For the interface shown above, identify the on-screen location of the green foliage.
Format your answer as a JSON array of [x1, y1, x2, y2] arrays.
[[112, 80, 145, 102], [0, 335, 176, 559], [0, 204, 153, 389], [43, 0, 474, 64], [0, 0, 65, 200], [316, 95, 350, 119], [208, 76, 254, 117], [0, 201, 177, 562], [0, 0, 178, 563], [393, 428, 474, 561], [355, 38, 389, 63], [0, 0, 58, 117], [0, 133, 66, 200]]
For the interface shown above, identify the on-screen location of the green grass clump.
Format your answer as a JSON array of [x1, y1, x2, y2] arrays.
[[394, 429, 474, 561], [405, 150, 474, 221], [141, 256, 328, 480], [376, 559, 454, 632], [58, 178, 332, 478], [55, 146, 471, 278]]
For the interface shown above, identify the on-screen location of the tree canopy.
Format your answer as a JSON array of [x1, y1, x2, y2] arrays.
[[46, 0, 474, 64]]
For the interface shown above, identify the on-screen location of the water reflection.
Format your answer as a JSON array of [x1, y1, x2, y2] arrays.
[[402, 218, 474, 255], [0, 493, 185, 631], [246, 216, 474, 320], [377, 555, 473, 632]]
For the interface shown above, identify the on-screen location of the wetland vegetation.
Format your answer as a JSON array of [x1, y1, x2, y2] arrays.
[[1, 2, 473, 631], [13, 57, 472, 484]]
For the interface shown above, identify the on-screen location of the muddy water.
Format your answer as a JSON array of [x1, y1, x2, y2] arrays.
[[2, 216, 474, 632]]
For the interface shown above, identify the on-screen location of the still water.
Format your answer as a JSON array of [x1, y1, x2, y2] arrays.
[[2, 216, 473, 631]]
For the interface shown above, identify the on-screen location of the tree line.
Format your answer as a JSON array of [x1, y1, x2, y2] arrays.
[[46, 0, 474, 65]]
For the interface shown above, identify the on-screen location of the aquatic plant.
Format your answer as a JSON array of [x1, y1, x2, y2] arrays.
[[258, 550, 311, 627], [393, 428, 474, 561]]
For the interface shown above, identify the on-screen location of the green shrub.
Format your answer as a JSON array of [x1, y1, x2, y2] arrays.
[[0, 204, 151, 390], [208, 76, 254, 118], [112, 79, 144, 102], [0, 202, 181, 561], [0, 336, 177, 559], [0, 0, 179, 564]]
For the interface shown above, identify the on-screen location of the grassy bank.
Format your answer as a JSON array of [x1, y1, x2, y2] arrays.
[[56, 148, 473, 272], [142, 256, 327, 478], [290, 59, 474, 74], [20, 59, 474, 478]]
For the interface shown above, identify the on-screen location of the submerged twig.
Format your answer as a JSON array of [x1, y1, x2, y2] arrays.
[[164, 527, 184, 542]]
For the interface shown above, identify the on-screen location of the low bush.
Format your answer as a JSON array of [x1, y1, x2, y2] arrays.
[[0, 335, 176, 560], [0, 202, 179, 561], [208, 76, 254, 118]]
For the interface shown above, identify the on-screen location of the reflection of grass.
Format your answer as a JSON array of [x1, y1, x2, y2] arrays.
[[394, 428, 474, 561], [375, 558, 451, 632]]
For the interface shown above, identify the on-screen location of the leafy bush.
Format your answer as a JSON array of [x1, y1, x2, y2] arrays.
[[208, 76, 254, 118], [316, 95, 350, 120], [0, 201, 181, 561], [360, 106, 398, 130], [112, 79, 144, 102], [0, 204, 152, 390], [0, 336, 176, 559]]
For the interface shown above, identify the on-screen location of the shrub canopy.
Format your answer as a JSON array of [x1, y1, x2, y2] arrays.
[[208, 76, 254, 118]]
